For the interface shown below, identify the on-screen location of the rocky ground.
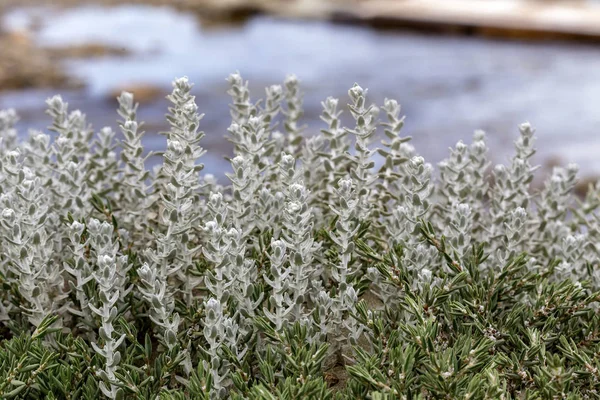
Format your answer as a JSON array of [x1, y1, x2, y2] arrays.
[[0, 0, 172, 92], [0, 29, 134, 92], [0, 0, 298, 92], [0, 31, 71, 91]]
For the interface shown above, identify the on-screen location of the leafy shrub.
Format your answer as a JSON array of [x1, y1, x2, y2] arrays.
[[1, 73, 600, 399]]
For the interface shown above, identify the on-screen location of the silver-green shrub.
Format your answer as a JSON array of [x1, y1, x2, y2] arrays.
[[1, 73, 600, 399]]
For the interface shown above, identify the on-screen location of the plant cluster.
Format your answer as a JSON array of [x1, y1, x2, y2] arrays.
[[1, 73, 600, 399]]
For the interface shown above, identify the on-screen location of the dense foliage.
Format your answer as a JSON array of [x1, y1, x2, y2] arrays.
[[1, 73, 600, 399]]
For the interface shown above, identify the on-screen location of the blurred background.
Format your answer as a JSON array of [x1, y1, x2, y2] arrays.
[[1, 0, 600, 190]]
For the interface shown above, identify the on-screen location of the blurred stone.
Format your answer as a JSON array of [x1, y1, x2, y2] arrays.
[[6, 30, 33, 47], [0, 31, 79, 91], [107, 84, 166, 103]]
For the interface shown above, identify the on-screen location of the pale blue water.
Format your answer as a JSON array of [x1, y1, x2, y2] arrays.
[[2, 4, 600, 179]]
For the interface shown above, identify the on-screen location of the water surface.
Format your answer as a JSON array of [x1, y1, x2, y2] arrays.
[[2, 4, 600, 179]]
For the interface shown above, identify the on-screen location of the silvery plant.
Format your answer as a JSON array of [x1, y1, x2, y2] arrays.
[[1, 73, 600, 400]]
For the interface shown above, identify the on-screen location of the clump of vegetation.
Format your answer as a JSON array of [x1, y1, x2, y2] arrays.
[[1, 73, 600, 399]]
